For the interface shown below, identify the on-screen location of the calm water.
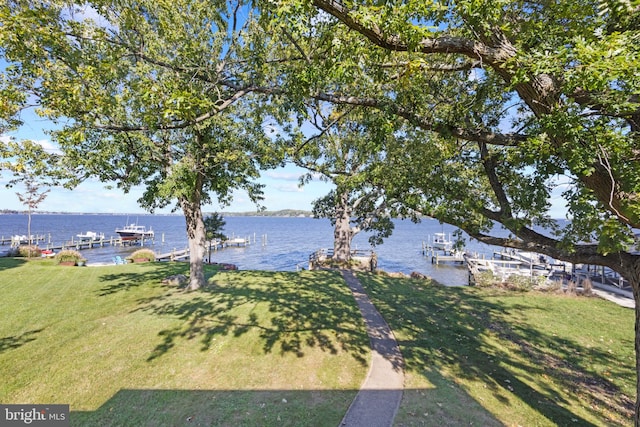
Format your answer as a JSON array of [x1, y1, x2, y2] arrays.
[[0, 213, 502, 286]]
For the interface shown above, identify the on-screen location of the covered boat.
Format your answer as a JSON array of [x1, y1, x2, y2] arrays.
[[115, 224, 154, 241]]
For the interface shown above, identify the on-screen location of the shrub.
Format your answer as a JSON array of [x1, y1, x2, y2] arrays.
[[473, 270, 499, 287], [55, 249, 85, 264], [535, 279, 563, 293], [127, 249, 156, 262], [503, 274, 535, 292], [12, 245, 42, 258]]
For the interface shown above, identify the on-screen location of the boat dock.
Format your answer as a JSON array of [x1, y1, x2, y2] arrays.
[[156, 248, 190, 261], [465, 256, 546, 285], [42, 235, 154, 252], [0, 235, 47, 246], [155, 237, 252, 262], [425, 248, 468, 265], [466, 249, 632, 292]]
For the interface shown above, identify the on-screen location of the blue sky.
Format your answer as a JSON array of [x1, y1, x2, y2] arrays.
[[0, 159, 332, 214], [0, 114, 569, 216], [0, 110, 334, 213]]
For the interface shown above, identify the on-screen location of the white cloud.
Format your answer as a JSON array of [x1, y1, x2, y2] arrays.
[[263, 170, 303, 181], [35, 139, 62, 155], [275, 183, 304, 193]]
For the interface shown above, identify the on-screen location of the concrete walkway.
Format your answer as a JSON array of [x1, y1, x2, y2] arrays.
[[592, 283, 635, 309], [340, 270, 404, 427]]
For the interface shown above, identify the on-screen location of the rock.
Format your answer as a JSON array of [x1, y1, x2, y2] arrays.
[[162, 274, 188, 286], [410, 271, 429, 280]]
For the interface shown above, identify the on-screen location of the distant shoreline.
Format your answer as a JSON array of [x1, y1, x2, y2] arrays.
[[0, 209, 315, 217]]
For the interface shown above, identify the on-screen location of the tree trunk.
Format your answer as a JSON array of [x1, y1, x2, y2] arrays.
[[628, 260, 640, 427], [333, 190, 353, 261], [27, 207, 33, 257], [180, 197, 206, 291]]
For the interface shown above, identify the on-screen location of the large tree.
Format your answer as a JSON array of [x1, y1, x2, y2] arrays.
[[296, 105, 416, 261], [262, 0, 640, 423], [0, 0, 286, 289]]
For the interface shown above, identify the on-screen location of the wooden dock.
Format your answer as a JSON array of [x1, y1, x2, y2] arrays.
[[428, 250, 466, 265], [572, 263, 630, 290], [422, 243, 478, 265], [156, 248, 190, 261], [39, 235, 154, 252], [155, 237, 251, 262], [1, 235, 47, 246]]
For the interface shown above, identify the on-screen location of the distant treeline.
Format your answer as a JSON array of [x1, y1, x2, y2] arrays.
[[1, 209, 314, 217], [217, 209, 313, 217]]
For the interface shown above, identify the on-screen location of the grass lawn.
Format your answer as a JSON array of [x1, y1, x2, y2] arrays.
[[0, 258, 368, 426], [357, 273, 635, 426], [0, 258, 635, 426]]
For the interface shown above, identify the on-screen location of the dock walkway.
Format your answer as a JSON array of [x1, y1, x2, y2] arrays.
[[155, 238, 251, 262]]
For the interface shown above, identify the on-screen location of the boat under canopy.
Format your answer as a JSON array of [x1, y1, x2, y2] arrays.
[[115, 224, 154, 241]]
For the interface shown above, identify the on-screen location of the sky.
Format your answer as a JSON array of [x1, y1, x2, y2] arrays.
[[0, 108, 334, 214], [0, 108, 570, 217], [0, 72, 569, 217], [0, 158, 333, 214]]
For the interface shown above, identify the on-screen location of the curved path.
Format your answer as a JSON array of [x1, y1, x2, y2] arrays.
[[340, 270, 405, 427]]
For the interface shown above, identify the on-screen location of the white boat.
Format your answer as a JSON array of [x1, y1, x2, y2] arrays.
[[76, 231, 104, 241], [115, 224, 154, 241], [431, 232, 453, 251]]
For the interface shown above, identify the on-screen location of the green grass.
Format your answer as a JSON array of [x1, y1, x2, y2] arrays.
[[357, 272, 635, 426], [0, 258, 635, 426], [0, 258, 368, 426]]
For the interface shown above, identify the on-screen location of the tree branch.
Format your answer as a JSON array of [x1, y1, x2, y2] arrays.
[[312, 0, 512, 64], [313, 92, 527, 146]]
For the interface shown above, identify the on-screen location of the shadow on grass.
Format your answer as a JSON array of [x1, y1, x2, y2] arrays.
[[71, 388, 357, 427], [0, 257, 27, 272], [357, 273, 634, 426], [131, 269, 370, 364], [96, 262, 193, 296], [0, 328, 44, 354]]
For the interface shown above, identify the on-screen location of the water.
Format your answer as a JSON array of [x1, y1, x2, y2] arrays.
[[0, 213, 502, 286]]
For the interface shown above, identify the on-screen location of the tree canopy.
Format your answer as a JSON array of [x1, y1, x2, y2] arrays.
[[261, 0, 640, 421], [295, 104, 417, 259], [3, 0, 640, 421], [0, 0, 290, 289]]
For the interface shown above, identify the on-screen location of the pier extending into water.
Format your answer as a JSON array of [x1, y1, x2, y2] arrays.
[[0, 232, 156, 256], [1, 235, 47, 246], [155, 237, 252, 262], [44, 235, 155, 252]]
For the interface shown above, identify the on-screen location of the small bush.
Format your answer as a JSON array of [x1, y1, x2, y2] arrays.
[[55, 249, 85, 264], [127, 249, 156, 262], [498, 274, 531, 292], [536, 280, 563, 293], [473, 270, 499, 287], [581, 277, 593, 295], [12, 245, 42, 258]]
